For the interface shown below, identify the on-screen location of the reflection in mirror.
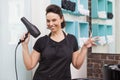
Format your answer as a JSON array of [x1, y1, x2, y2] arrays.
[[91, 0, 120, 54]]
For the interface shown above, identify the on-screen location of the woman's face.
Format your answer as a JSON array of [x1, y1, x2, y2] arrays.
[[46, 12, 63, 32]]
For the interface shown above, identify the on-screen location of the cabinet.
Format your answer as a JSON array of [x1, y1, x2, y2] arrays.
[[91, 0, 113, 46], [51, 0, 89, 16], [92, 0, 113, 19]]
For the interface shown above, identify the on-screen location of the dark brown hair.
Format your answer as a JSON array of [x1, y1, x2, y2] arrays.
[[46, 4, 66, 28]]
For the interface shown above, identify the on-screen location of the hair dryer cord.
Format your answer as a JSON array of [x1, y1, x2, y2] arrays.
[[15, 42, 20, 80], [15, 32, 29, 80]]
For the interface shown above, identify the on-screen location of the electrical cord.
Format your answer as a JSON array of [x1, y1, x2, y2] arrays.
[[15, 32, 28, 80], [15, 41, 21, 80]]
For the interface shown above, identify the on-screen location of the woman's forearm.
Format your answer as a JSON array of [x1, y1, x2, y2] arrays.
[[76, 45, 88, 69], [22, 45, 32, 70], [74, 37, 95, 69]]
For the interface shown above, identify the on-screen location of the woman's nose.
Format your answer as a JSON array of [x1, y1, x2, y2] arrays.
[[49, 21, 54, 26]]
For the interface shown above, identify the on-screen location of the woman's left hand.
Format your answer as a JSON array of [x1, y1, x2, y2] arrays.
[[83, 37, 99, 48]]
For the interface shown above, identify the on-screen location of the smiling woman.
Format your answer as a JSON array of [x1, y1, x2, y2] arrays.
[[20, 4, 96, 80]]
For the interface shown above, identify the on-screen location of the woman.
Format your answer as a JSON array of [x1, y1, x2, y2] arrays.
[[21, 4, 96, 80]]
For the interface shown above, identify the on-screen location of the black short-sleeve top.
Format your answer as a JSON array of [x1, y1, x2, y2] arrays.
[[33, 33, 78, 80]]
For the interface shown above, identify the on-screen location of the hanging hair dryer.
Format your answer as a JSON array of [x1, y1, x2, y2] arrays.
[[19, 17, 41, 43]]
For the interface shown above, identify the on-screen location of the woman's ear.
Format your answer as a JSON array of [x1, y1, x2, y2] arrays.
[[61, 16, 64, 23]]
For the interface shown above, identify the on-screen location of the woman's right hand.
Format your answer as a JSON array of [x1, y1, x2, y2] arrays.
[[20, 32, 30, 46]]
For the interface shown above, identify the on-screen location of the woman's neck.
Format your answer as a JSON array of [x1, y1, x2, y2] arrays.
[[50, 30, 65, 42], [51, 30, 63, 36]]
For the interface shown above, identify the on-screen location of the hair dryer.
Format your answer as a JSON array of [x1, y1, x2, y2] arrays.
[[19, 17, 41, 43]]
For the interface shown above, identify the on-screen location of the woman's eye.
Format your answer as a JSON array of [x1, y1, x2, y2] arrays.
[[52, 19, 56, 22], [47, 20, 50, 23]]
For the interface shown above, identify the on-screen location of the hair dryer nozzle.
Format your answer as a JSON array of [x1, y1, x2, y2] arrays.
[[21, 17, 41, 38]]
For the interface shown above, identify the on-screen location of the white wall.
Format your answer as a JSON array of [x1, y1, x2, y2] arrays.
[[115, 0, 120, 53], [31, 0, 87, 79], [31, 0, 50, 37], [0, 0, 32, 80], [71, 57, 87, 79]]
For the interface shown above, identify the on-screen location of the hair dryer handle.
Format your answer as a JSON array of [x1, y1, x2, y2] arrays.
[[18, 32, 29, 44]]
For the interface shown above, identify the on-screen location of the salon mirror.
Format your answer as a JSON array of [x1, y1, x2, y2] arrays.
[[91, 0, 120, 54]]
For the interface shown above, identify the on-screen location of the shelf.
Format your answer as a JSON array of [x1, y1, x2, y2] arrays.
[[80, 0, 88, 10], [106, 25, 112, 35], [65, 21, 89, 39], [65, 21, 76, 36], [91, 0, 98, 18], [98, 0, 107, 12], [106, 25, 113, 44], [92, 0, 107, 19], [107, 0, 113, 13], [51, 0, 89, 16], [62, 0, 78, 15], [92, 24, 106, 37], [78, 22, 89, 38], [75, 21, 89, 47], [50, 0, 61, 7], [92, 24, 112, 36]]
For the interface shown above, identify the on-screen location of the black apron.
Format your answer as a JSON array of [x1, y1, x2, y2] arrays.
[[33, 31, 73, 80]]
